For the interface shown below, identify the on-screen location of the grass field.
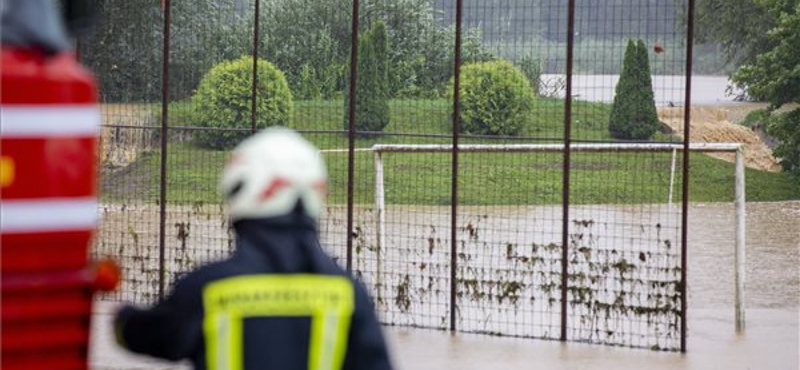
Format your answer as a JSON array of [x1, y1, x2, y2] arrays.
[[101, 99, 800, 205]]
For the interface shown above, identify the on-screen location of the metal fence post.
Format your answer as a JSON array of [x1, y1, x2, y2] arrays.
[[560, 0, 576, 342], [346, 0, 360, 272], [250, 0, 261, 133], [75, 37, 81, 63], [735, 147, 746, 333], [158, 0, 172, 300], [449, 0, 464, 333], [680, 0, 697, 353]]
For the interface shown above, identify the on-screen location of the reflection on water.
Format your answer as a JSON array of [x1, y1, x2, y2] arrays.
[[689, 201, 800, 309], [386, 308, 798, 370]]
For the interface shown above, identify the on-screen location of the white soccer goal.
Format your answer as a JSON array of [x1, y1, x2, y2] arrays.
[[370, 142, 747, 332]]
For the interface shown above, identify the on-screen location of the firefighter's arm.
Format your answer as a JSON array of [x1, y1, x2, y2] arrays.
[[113, 279, 201, 361], [342, 284, 394, 370]]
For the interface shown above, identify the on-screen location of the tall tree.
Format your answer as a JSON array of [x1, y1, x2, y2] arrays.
[[694, 0, 797, 66], [732, 1, 800, 176], [693, 0, 773, 65], [343, 20, 390, 134], [609, 40, 660, 140]]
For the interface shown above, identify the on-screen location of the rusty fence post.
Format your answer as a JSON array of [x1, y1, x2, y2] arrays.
[[346, 0, 360, 272], [559, 0, 576, 342], [250, 0, 260, 133], [449, 0, 464, 333], [680, 0, 696, 353], [158, 0, 171, 300]]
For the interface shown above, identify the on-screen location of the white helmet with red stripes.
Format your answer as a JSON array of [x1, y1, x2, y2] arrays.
[[220, 127, 327, 220]]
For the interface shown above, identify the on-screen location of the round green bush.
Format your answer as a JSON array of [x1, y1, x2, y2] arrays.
[[192, 56, 293, 149], [452, 60, 535, 136]]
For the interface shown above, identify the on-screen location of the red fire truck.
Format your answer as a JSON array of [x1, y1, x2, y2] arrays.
[[1, 1, 118, 369]]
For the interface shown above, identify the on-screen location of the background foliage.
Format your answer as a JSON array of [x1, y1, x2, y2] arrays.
[[732, 1, 800, 177]]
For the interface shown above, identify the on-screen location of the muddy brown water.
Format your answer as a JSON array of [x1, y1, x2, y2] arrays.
[[689, 202, 799, 309], [90, 305, 798, 370], [91, 201, 799, 369]]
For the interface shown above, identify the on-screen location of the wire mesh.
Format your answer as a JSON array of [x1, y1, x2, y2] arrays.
[[95, 124, 163, 304], [364, 150, 454, 330], [87, 0, 164, 304], [447, 0, 569, 338], [455, 150, 565, 338], [161, 128, 232, 288], [563, 0, 689, 351], [566, 151, 685, 350], [339, 0, 460, 331], [84, 0, 710, 351]]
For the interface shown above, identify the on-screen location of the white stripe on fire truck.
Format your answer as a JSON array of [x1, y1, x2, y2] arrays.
[[1, 198, 98, 233], [0, 106, 101, 137]]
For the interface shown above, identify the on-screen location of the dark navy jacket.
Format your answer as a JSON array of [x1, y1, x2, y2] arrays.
[[115, 213, 393, 370]]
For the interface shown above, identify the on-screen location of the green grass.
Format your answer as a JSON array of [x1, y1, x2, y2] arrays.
[[101, 99, 800, 205], [168, 98, 614, 143]]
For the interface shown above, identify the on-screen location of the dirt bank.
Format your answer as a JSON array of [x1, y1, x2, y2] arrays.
[[658, 104, 781, 172], [99, 104, 158, 168]]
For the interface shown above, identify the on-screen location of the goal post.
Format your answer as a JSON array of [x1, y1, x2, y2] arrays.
[[371, 142, 746, 333]]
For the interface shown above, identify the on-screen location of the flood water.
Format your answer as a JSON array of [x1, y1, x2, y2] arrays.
[[91, 201, 799, 369], [336, 201, 798, 345], [688, 202, 799, 309], [541, 74, 742, 105]]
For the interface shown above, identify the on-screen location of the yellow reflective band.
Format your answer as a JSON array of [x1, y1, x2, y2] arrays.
[[203, 274, 355, 370], [0, 156, 14, 188]]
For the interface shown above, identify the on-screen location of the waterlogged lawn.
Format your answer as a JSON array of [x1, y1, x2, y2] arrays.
[[101, 99, 800, 205]]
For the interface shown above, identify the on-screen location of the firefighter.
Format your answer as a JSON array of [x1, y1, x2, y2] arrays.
[[114, 128, 393, 370]]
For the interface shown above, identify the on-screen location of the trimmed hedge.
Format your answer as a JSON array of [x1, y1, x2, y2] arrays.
[[192, 56, 293, 149], [609, 40, 660, 140], [453, 60, 535, 136]]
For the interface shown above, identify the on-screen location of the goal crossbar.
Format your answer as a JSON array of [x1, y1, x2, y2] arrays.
[[372, 142, 742, 153]]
